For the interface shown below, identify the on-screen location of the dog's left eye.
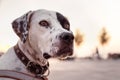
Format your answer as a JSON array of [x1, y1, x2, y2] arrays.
[[64, 24, 70, 30], [39, 20, 49, 27]]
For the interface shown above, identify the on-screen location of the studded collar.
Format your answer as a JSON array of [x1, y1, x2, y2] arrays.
[[14, 44, 49, 77]]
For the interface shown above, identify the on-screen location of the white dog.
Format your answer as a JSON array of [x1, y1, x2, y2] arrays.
[[0, 9, 74, 80]]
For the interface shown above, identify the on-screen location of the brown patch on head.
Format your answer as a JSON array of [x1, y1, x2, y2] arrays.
[[56, 12, 70, 31]]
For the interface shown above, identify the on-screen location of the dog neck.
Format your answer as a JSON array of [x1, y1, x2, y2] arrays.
[[14, 42, 50, 77], [17, 40, 47, 66]]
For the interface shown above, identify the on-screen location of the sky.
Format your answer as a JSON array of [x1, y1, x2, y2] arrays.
[[0, 0, 120, 58]]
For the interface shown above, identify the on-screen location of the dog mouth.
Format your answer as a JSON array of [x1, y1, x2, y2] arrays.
[[43, 47, 73, 59], [56, 47, 73, 58], [43, 53, 51, 59]]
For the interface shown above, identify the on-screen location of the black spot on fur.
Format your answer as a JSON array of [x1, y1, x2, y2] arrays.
[[50, 39, 52, 42], [56, 36, 57, 39], [50, 31, 52, 34], [52, 44, 53, 46], [20, 21, 24, 32]]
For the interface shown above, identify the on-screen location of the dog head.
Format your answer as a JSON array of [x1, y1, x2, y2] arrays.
[[12, 9, 74, 60]]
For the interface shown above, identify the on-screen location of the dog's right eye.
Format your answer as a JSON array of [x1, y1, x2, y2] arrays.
[[39, 20, 49, 27]]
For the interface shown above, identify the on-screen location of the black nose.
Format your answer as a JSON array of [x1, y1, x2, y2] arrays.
[[60, 32, 74, 44]]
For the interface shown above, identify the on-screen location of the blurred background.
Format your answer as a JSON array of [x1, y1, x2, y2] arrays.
[[1, 0, 120, 59], [1, 0, 120, 80]]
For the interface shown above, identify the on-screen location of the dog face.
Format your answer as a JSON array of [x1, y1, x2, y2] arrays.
[[12, 9, 74, 60]]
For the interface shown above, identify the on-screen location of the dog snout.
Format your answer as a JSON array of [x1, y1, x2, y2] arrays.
[[60, 32, 74, 44]]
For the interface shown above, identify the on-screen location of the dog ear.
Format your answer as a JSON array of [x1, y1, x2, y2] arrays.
[[12, 11, 33, 43]]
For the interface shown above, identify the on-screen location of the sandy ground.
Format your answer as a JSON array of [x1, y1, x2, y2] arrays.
[[48, 59, 120, 80]]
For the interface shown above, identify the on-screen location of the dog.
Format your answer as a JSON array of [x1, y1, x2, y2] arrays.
[[0, 9, 74, 80]]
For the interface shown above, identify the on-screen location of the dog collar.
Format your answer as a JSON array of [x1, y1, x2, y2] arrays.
[[14, 44, 49, 77]]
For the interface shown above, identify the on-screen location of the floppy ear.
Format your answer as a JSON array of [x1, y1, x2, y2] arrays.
[[12, 11, 33, 43]]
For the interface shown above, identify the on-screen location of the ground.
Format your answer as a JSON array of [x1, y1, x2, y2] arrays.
[[48, 59, 120, 80]]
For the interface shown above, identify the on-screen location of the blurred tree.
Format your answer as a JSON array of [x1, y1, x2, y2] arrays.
[[99, 27, 110, 46], [74, 29, 84, 46], [92, 27, 110, 59]]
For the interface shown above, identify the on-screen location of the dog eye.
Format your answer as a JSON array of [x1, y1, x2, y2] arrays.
[[64, 24, 70, 30], [39, 20, 49, 27]]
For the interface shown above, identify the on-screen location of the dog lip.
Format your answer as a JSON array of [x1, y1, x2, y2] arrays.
[[60, 48, 72, 53], [43, 53, 51, 59], [57, 47, 73, 57]]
